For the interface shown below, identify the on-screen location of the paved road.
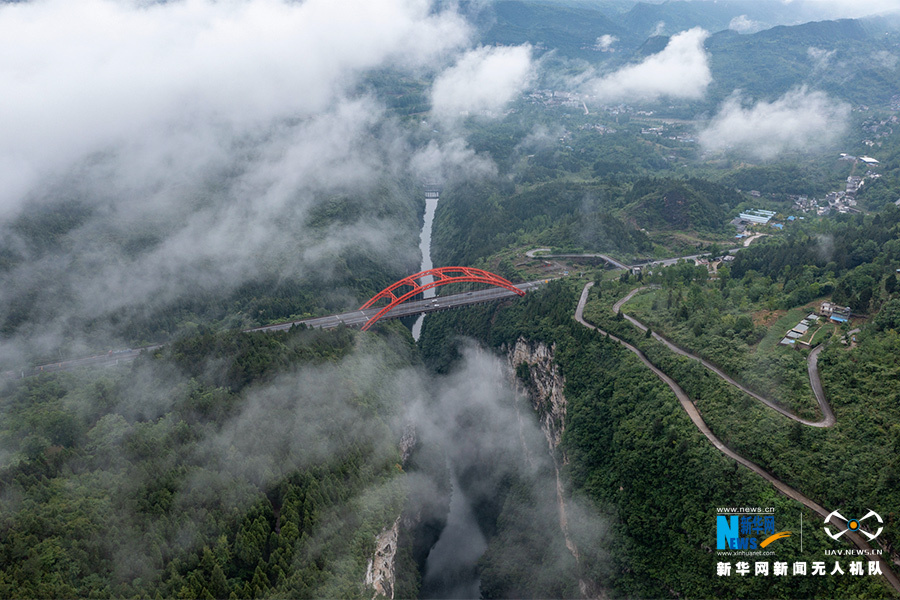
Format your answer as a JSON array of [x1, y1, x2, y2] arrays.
[[2, 346, 164, 380], [6, 280, 549, 379], [526, 244, 760, 271], [247, 280, 546, 333], [743, 233, 768, 247], [575, 282, 900, 593], [612, 287, 835, 427], [525, 247, 630, 270]]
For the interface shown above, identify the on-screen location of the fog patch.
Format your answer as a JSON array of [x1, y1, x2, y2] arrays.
[[808, 47, 837, 71], [594, 34, 618, 52], [405, 344, 610, 596], [817, 234, 836, 265], [430, 45, 536, 123], [515, 124, 567, 154], [729, 15, 766, 34], [410, 138, 498, 184], [699, 87, 850, 160], [871, 50, 899, 70], [584, 28, 711, 105]]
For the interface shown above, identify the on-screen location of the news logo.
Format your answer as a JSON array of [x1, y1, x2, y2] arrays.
[[823, 509, 883, 541], [717, 513, 791, 550]]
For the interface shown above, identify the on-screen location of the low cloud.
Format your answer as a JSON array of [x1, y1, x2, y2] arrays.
[[0, 0, 471, 219], [699, 87, 850, 160], [0, 0, 518, 365], [430, 45, 535, 123], [594, 34, 618, 52], [871, 50, 899, 70], [410, 138, 498, 183], [808, 46, 837, 71], [585, 28, 711, 104], [729, 15, 765, 34]]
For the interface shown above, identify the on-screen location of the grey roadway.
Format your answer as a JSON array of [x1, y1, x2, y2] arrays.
[[11, 244, 758, 378], [246, 280, 546, 333], [575, 282, 900, 593], [611, 286, 835, 428], [5, 280, 549, 379], [525, 247, 630, 270], [526, 243, 753, 270]]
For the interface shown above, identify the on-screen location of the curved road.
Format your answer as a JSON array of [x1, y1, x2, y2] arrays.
[[526, 247, 630, 270], [611, 287, 834, 427], [527, 236, 767, 272], [575, 282, 900, 593]]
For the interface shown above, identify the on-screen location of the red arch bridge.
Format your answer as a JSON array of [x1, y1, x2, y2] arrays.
[[358, 267, 526, 331], [5, 268, 542, 379], [243, 266, 540, 333]]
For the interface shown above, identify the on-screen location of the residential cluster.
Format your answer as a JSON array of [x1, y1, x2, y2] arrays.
[[779, 313, 820, 347], [526, 89, 585, 110], [778, 303, 852, 347], [791, 155, 881, 215]]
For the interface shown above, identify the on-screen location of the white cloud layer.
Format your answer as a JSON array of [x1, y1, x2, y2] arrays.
[[585, 28, 711, 104], [0, 0, 518, 364], [594, 34, 618, 51], [785, 0, 900, 19], [699, 87, 851, 160], [728, 15, 765, 34], [0, 0, 471, 217], [430, 45, 535, 122]]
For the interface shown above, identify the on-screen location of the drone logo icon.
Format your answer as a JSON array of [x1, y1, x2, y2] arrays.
[[823, 509, 883, 541]]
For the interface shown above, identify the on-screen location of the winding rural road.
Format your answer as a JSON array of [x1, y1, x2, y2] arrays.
[[575, 282, 900, 593], [611, 286, 835, 427]]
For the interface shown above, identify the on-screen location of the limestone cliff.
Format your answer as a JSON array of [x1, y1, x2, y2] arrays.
[[365, 517, 400, 599], [508, 336, 605, 599], [364, 424, 417, 599], [508, 337, 568, 453]]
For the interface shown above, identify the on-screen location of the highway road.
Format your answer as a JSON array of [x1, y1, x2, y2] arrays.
[[6, 280, 550, 379], [246, 280, 547, 333], [8, 243, 763, 379], [2, 346, 163, 380]]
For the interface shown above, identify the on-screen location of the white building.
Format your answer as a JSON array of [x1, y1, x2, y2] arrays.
[[738, 209, 776, 224]]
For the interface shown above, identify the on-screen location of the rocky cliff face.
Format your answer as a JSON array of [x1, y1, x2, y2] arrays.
[[508, 336, 604, 599], [508, 337, 568, 453], [365, 517, 401, 599], [364, 425, 417, 600]]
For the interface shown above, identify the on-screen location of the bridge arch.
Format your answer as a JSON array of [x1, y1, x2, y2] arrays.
[[359, 267, 525, 331]]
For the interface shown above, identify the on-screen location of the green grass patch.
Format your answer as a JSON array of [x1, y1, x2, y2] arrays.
[[809, 321, 836, 346], [756, 307, 811, 354]]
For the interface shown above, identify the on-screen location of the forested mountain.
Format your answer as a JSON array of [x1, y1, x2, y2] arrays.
[[432, 179, 653, 267], [623, 177, 742, 232], [706, 20, 900, 105], [474, 1, 900, 107], [0, 325, 415, 598], [3, 0, 900, 598]]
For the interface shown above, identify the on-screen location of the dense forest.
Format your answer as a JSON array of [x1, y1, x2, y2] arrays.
[[2, 0, 900, 597], [0, 325, 417, 598]]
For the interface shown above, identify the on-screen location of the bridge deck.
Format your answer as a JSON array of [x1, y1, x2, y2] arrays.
[[6, 280, 548, 378]]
